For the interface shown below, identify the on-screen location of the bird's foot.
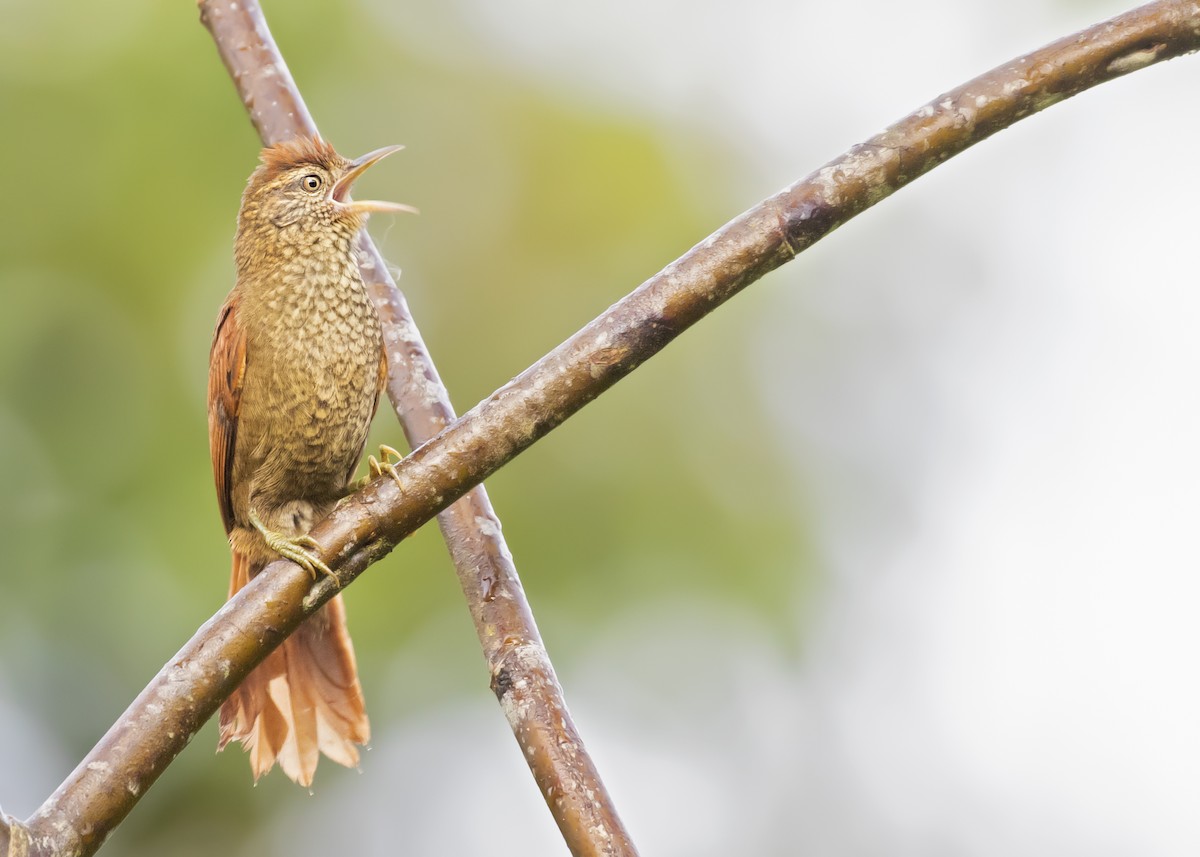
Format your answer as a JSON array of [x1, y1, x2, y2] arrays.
[[248, 507, 337, 583], [367, 444, 406, 493], [347, 445, 406, 494]]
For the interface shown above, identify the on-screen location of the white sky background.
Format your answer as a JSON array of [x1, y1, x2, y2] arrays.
[[284, 0, 1200, 854]]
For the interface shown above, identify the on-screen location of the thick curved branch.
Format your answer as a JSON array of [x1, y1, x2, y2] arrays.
[[8, 1, 1198, 854], [193, 2, 638, 856]]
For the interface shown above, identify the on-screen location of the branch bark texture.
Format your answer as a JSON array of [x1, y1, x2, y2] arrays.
[[6, 1, 1198, 854]]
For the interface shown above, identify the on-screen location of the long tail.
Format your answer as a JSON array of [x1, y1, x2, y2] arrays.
[[218, 550, 370, 786]]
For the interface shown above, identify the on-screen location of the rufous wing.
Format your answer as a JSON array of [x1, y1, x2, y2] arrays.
[[208, 295, 247, 535]]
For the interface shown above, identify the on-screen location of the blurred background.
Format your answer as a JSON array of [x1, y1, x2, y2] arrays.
[[1, 0, 1197, 853]]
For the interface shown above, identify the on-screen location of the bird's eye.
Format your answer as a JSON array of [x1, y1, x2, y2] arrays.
[[301, 174, 323, 192]]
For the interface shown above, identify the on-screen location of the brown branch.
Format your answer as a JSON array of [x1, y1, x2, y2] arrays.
[[195, 2, 638, 856], [7, 1, 1199, 854], [0, 810, 23, 857]]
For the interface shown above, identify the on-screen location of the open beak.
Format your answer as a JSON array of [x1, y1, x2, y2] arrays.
[[332, 145, 418, 216]]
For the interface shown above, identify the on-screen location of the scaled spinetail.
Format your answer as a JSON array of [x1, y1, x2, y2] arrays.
[[208, 137, 415, 786]]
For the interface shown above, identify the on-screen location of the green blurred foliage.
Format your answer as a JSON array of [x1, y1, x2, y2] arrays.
[[0, 0, 814, 851]]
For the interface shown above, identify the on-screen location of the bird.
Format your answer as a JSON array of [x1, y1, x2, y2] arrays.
[[207, 136, 414, 786]]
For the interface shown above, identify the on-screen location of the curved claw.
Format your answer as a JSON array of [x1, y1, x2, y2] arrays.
[[368, 444, 406, 493]]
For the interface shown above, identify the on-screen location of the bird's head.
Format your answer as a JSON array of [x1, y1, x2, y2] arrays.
[[238, 137, 416, 241]]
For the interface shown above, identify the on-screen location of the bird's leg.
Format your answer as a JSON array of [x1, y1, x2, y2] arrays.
[[248, 507, 337, 583]]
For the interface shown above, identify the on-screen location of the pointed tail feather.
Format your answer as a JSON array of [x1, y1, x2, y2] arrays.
[[218, 549, 370, 786]]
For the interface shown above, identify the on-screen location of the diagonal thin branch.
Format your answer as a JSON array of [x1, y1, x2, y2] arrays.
[[7, 1, 1198, 854], [194, 2, 637, 856]]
